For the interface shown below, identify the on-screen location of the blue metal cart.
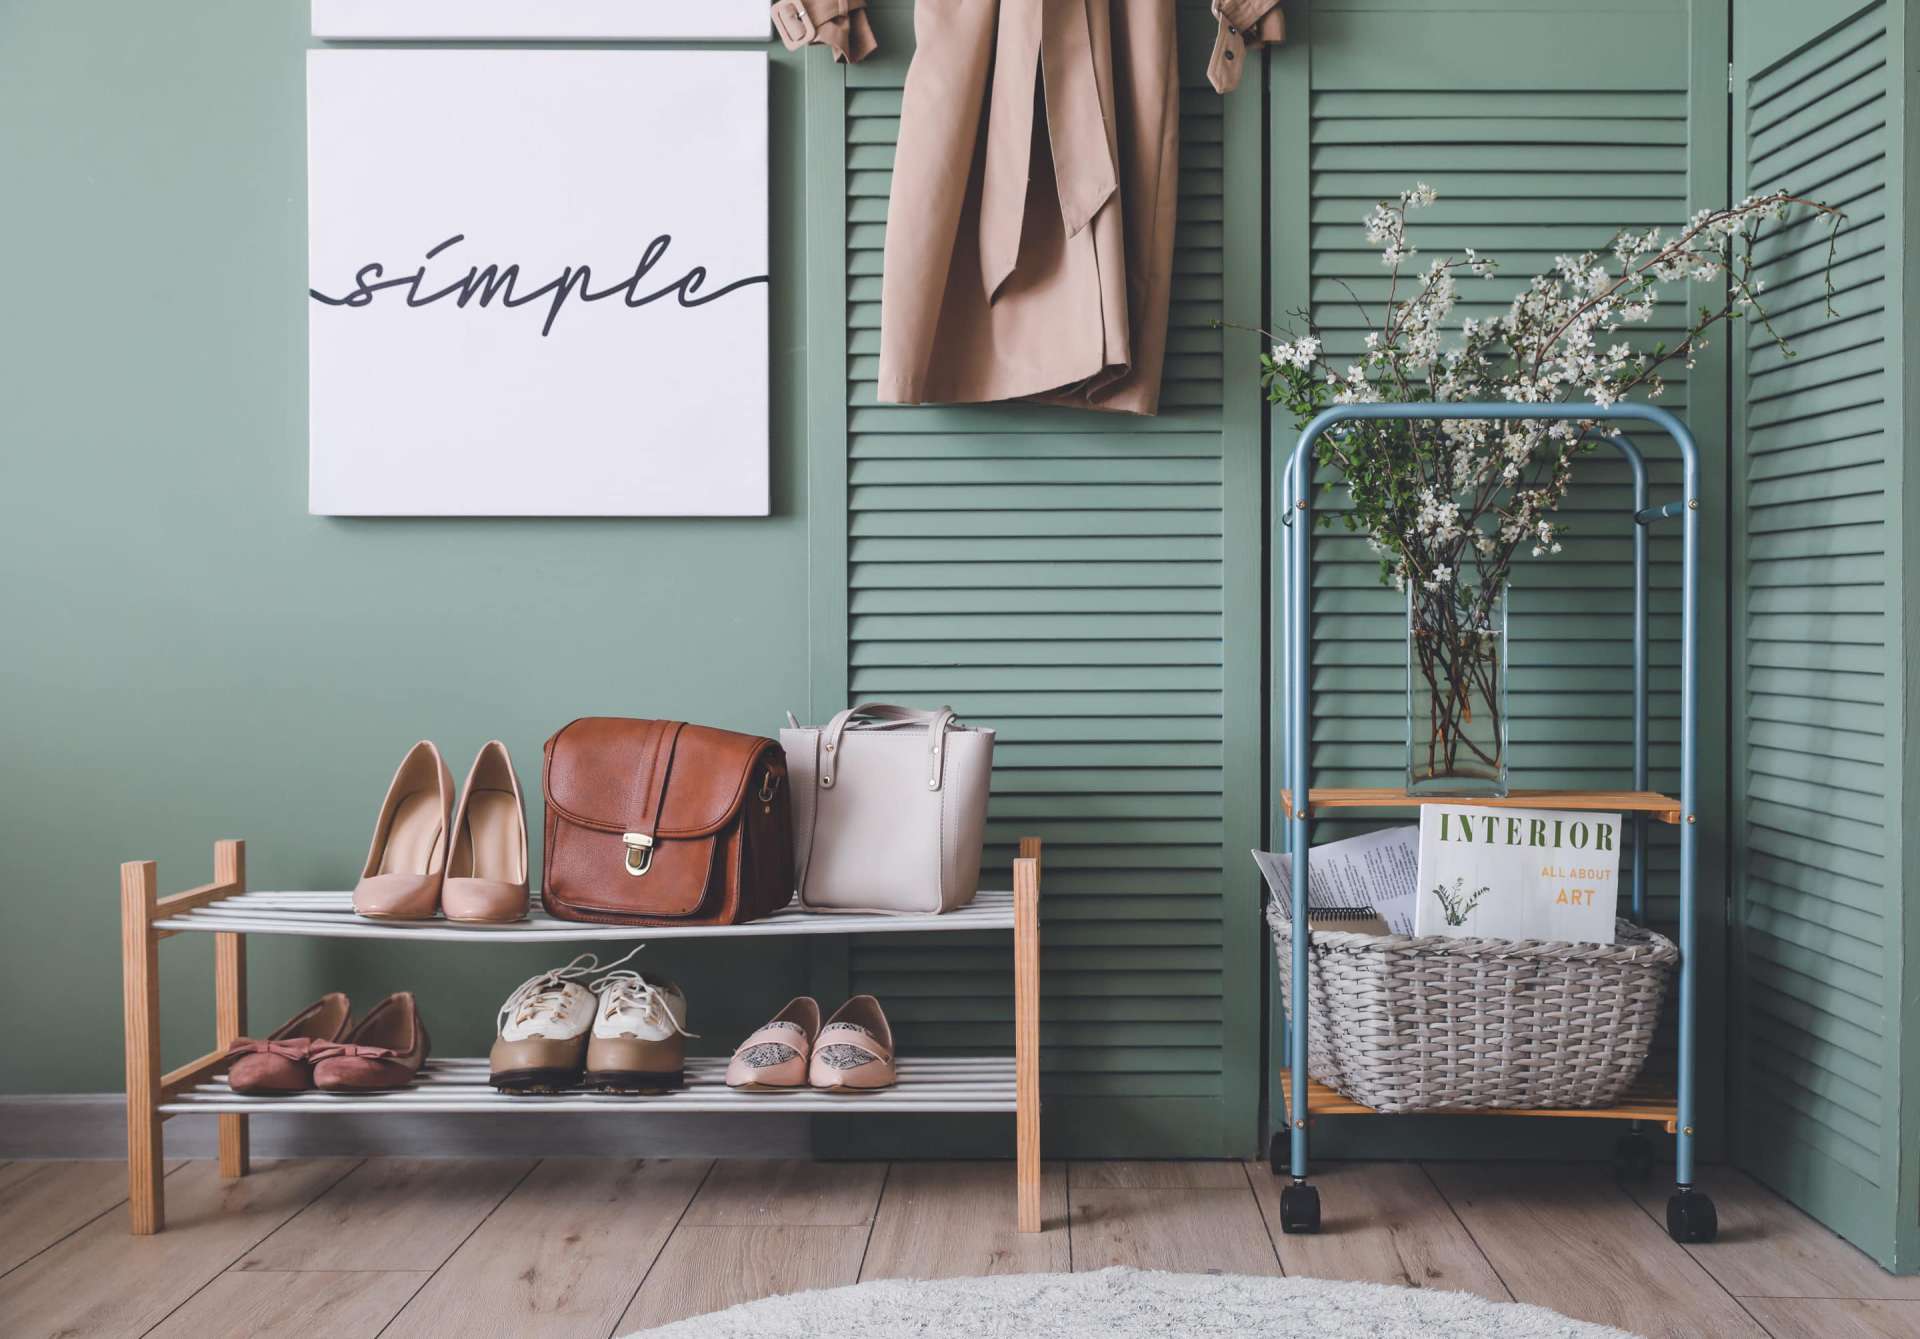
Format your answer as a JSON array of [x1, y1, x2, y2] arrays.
[[1274, 402, 1718, 1246]]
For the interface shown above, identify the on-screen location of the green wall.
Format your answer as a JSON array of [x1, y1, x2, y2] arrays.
[[6, 0, 1917, 1232], [0, 0, 1269, 1160], [0, 1, 823, 1093]]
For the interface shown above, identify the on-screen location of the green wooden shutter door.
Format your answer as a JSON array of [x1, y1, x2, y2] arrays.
[[1267, 0, 1731, 1151], [809, 1, 1266, 1157], [1731, 0, 1913, 1268]]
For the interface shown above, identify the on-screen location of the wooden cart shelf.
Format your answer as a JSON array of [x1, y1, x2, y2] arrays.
[[1281, 1073, 1680, 1133], [1280, 787, 1684, 824], [122, 837, 1043, 1237]]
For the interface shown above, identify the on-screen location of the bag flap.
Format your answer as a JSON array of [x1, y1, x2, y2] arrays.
[[544, 717, 772, 838]]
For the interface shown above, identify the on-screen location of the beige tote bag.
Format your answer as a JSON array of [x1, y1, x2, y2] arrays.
[[781, 704, 994, 915]]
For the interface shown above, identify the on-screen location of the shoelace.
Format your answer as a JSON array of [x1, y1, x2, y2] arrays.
[[497, 946, 645, 1035], [589, 969, 699, 1039]]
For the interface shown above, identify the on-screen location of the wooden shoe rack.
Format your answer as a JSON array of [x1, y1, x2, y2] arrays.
[[119, 837, 1043, 1235]]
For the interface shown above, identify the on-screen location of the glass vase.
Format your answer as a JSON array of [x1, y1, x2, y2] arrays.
[[1406, 582, 1509, 798]]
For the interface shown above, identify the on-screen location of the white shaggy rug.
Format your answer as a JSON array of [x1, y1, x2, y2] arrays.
[[632, 1266, 1639, 1338]]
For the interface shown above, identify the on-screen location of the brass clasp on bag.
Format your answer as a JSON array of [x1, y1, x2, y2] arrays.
[[623, 831, 655, 877]]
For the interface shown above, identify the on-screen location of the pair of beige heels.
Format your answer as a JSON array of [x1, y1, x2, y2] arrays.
[[725, 995, 896, 1093], [352, 740, 528, 923]]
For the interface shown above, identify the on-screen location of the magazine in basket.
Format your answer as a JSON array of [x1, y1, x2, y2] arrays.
[[1413, 804, 1622, 944]]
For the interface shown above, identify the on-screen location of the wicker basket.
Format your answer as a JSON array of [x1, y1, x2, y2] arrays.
[[1267, 904, 1678, 1113]]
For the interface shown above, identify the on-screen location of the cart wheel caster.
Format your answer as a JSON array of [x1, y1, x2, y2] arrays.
[[1279, 1181, 1321, 1234], [1613, 1133, 1654, 1181], [1666, 1187, 1718, 1244], [1267, 1132, 1287, 1177]]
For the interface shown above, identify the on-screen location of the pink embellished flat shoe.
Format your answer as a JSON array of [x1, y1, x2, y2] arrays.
[[726, 996, 821, 1090], [809, 995, 896, 1092]]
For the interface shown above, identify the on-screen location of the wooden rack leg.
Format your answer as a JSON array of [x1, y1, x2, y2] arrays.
[[120, 860, 164, 1235], [1014, 837, 1042, 1233], [213, 840, 249, 1178]]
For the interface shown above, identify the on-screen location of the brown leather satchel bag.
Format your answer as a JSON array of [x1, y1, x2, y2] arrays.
[[541, 718, 794, 926]]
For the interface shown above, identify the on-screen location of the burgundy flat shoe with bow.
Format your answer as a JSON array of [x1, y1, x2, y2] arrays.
[[313, 992, 430, 1092], [226, 993, 353, 1095]]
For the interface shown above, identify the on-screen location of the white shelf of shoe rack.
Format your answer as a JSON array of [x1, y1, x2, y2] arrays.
[[119, 837, 1043, 1237]]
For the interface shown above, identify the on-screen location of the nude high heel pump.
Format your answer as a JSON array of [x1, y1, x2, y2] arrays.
[[443, 740, 529, 923], [352, 740, 454, 920]]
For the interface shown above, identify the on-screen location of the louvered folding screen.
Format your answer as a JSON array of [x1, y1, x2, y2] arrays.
[[1267, 0, 1731, 1145], [1731, 0, 1915, 1269], [805, 1, 1265, 1156]]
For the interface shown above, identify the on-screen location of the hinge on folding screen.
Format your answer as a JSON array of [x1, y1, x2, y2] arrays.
[[1728, 63, 1734, 93]]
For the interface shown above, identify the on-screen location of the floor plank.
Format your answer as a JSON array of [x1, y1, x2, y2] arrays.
[[682, 1159, 886, 1227], [144, 1269, 429, 1339], [859, 1161, 1068, 1279], [1246, 1161, 1510, 1301], [0, 1156, 1908, 1339], [1071, 1160, 1250, 1189], [1427, 1162, 1769, 1339], [1070, 1184, 1283, 1276], [618, 1224, 869, 1331], [378, 1158, 709, 1339], [1742, 1297, 1920, 1339], [0, 1160, 356, 1339], [0, 1159, 180, 1278], [237, 1157, 532, 1272], [1625, 1171, 1920, 1301]]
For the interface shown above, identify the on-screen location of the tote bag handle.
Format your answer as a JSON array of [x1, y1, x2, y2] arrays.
[[819, 702, 958, 792]]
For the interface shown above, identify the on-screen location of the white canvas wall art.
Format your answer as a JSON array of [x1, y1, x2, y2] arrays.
[[311, 0, 769, 40], [307, 49, 770, 516]]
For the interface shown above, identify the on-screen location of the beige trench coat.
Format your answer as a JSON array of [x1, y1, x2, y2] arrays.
[[876, 0, 1181, 416]]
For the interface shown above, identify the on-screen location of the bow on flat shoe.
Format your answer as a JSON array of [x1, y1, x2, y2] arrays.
[[228, 1037, 324, 1062], [308, 1042, 399, 1062], [226, 993, 353, 1095]]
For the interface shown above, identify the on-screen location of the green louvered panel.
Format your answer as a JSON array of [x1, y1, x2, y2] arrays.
[[830, 4, 1260, 1153], [1269, 3, 1727, 1150], [1297, 29, 1698, 916], [1732, 0, 1898, 1259]]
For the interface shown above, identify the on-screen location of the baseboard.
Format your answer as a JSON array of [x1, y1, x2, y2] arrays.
[[0, 1094, 810, 1160]]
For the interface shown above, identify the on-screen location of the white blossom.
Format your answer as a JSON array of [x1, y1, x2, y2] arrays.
[[1257, 182, 1830, 621]]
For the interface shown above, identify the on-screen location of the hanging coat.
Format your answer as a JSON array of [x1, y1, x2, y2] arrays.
[[876, 0, 1181, 415]]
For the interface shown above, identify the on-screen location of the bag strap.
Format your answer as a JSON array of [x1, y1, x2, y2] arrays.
[[623, 720, 683, 877], [819, 703, 957, 792]]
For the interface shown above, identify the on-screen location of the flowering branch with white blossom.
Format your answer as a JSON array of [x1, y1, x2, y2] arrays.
[[1250, 183, 1842, 779]]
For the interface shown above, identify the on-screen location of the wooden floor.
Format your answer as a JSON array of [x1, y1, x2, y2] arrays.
[[2, 1158, 1917, 1338]]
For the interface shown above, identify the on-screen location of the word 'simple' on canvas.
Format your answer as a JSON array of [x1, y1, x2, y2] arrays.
[[307, 49, 770, 516]]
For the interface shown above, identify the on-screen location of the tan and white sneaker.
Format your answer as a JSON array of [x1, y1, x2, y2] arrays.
[[583, 970, 696, 1094], [488, 949, 638, 1094]]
